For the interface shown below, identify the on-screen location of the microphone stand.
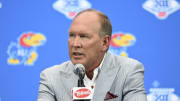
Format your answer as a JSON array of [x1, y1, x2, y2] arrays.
[[78, 73, 85, 87]]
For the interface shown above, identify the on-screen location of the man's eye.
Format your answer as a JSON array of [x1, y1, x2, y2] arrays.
[[80, 35, 88, 38], [69, 34, 74, 37]]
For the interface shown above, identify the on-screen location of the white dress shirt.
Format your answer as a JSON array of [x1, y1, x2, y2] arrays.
[[83, 53, 106, 96]]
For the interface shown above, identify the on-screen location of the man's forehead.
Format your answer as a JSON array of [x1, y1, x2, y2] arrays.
[[71, 12, 101, 28], [69, 25, 93, 35], [69, 11, 101, 34]]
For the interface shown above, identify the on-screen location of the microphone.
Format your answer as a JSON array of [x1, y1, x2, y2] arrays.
[[73, 64, 92, 101], [74, 64, 85, 87]]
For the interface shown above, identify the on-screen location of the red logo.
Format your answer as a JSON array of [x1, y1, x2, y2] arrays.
[[74, 88, 91, 98]]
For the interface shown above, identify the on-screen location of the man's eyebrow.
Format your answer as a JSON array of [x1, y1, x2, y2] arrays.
[[69, 31, 90, 35], [69, 32, 75, 35]]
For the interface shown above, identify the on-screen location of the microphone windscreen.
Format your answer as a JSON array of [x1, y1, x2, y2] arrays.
[[74, 64, 85, 76]]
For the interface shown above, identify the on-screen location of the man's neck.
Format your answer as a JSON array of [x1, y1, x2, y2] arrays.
[[86, 71, 94, 80], [85, 53, 106, 80], [85, 62, 100, 80]]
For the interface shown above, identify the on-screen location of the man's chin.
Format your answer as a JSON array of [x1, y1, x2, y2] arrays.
[[71, 59, 84, 65]]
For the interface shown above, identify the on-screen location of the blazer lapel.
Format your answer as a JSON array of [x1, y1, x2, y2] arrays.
[[92, 52, 121, 101], [60, 62, 79, 97]]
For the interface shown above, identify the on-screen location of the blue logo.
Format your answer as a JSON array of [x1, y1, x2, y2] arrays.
[[7, 32, 46, 66], [53, 0, 91, 19], [147, 81, 180, 101], [143, 0, 180, 20]]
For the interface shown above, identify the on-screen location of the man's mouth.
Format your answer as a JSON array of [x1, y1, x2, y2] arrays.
[[72, 52, 83, 56]]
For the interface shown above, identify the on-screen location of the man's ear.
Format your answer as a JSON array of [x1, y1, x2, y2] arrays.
[[102, 35, 111, 51]]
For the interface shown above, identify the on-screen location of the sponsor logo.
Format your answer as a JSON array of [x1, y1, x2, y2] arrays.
[[7, 32, 46, 66], [143, 0, 180, 20], [147, 81, 180, 101], [74, 88, 91, 98], [53, 0, 91, 19], [109, 32, 136, 57]]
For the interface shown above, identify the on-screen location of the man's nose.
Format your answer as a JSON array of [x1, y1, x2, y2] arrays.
[[72, 36, 82, 48]]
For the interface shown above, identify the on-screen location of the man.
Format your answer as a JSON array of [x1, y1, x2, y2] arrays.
[[38, 9, 147, 101]]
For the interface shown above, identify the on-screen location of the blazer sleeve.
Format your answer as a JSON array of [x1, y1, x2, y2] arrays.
[[123, 62, 147, 101], [38, 70, 56, 101]]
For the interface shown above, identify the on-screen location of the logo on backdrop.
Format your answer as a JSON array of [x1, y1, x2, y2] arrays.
[[143, 0, 180, 20], [53, 0, 91, 19], [147, 81, 180, 101], [109, 32, 136, 57], [7, 32, 46, 66]]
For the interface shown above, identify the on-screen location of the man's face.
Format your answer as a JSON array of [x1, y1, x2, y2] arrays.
[[68, 12, 107, 69]]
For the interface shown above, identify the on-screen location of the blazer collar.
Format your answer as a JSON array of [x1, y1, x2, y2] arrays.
[[59, 62, 79, 97], [92, 52, 121, 101]]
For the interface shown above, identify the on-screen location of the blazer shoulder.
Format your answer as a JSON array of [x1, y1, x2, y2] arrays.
[[41, 61, 72, 75], [111, 53, 144, 72]]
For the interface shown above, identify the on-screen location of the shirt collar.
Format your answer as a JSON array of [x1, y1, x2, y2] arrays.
[[96, 52, 106, 71]]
